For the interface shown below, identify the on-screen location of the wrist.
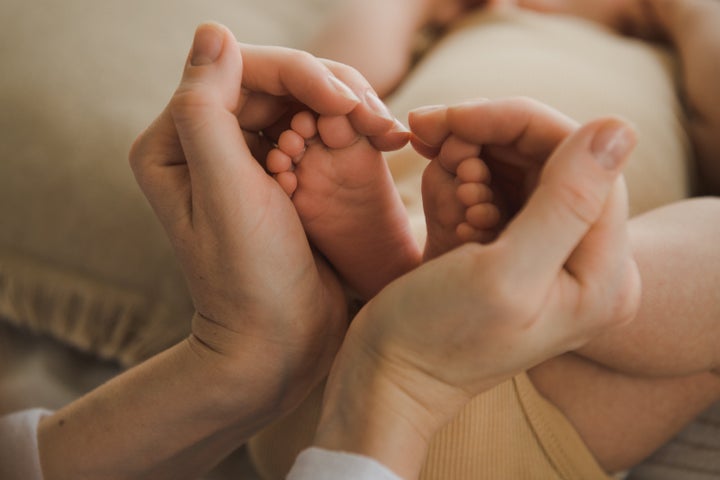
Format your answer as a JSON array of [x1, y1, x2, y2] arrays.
[[38, 339, 279, 480], [314, 332, 465, 479], [188, 311, 336, 421]]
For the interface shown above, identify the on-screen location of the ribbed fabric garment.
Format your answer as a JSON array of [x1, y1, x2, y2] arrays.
[[248, 372, 611, 480]]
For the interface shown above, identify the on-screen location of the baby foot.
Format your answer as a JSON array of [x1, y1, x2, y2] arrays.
[[422, 134, 502, 260], [267, 111, 421, 299]]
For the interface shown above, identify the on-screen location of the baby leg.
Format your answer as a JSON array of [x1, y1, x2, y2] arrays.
[[307, 0, 493, 97], [422, 134, 501, 260], [529, 352, 720, 473], [530, 197, 720, 471], [267, 111, 421, 299], [575, 197, 720, 377]]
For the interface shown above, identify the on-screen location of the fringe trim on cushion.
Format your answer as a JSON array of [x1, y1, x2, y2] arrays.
[[0, 250, 189, 366]]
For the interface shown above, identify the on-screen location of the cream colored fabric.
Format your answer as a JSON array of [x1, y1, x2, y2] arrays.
[[385, 8, 693, 245], [0, 0, 338, 366]]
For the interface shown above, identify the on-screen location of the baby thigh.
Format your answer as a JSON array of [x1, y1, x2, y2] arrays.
[[576, 197, 720, 377], [528, 353, 720, 474], [530, 197, 720, 473]]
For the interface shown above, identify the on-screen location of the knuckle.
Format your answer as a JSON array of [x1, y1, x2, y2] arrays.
[[609, 263, 642, 327], [461, 242, 535, 320], [322, 57, 360, 78], [286, 48, 315, 64], [554, 180, 604, 226], [508, 95, 543, 111], [169, 88, 210, 118], [582, 261, 642, 331], [127, 132, 146, 174], [283, 49, 319, 79]]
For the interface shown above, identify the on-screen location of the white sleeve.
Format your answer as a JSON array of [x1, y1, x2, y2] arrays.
[[0, 408, 52, 480], [287, 447, 403, 480]]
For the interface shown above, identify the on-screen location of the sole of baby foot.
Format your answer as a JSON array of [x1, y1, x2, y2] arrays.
[[284, 112, 421, 299], [422, 158, 469, 261]]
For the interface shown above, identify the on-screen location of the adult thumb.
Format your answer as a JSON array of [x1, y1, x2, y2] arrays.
[[170, 23, 264, 218], [498, 117, 637, 286]]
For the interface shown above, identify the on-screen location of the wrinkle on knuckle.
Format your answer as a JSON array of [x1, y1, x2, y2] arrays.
[[170, 89, 200, 117], [286, 48, 315, 65], [508, 95, 540, 109], [554, 180, 603, 226], [170, 89, 215, 132]]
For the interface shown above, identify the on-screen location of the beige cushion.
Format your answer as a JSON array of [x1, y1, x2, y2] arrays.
[[0, 0, 337, 365], [386, 8, 694, 244]]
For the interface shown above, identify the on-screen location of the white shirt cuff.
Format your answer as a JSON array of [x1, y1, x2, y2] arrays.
[[0, 408, 52, 480], [287, 447, 403, 480]]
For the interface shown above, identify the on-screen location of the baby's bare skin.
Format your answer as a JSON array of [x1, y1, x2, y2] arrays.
[[422, 135, 501, 260], [267, 111, 421, 299], [308, 0, 501, 97]]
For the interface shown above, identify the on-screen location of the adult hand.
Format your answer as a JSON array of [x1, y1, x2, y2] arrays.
[[314, 98, 641, 479], [42, 23, 407, 480], [129, 22, 402, 412]]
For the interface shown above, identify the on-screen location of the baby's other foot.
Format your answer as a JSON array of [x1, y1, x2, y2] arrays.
[[267, 111, 421, 299], [422, 135, 500, 260]]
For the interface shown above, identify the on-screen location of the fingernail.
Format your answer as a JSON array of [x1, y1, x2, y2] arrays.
[[191, 23, 225, 66], [392, 119, 410, 132], [364, 89, 394, 122], [409, 104, 446, 115], [591, 121, 637, 169], [328, 75, 360, 103]]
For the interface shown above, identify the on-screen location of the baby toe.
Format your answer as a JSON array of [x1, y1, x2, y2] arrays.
[[438, 136, 481, 173], [456, 182, 493, 207], [291, 111, 319, 140], [317, 115, 359, 149], [278, 129, 307, 158], [275, 171, 298, 197], [456, 157, 490, 183], [466, 203, 501, 229], [267, 148, 293, 174]]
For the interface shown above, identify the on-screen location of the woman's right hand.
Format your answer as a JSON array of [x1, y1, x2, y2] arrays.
[[315, 100, 641, 479]]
